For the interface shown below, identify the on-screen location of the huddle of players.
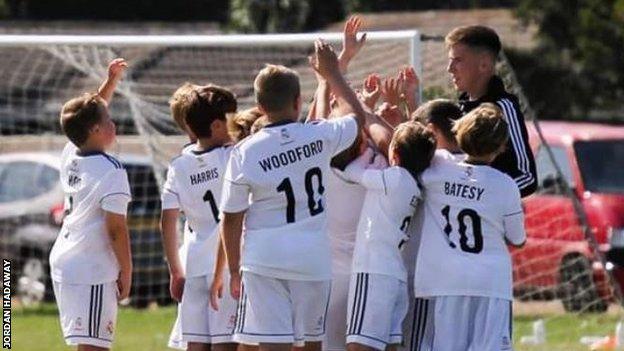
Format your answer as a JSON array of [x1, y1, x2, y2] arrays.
[[49, 16, 534, 351]]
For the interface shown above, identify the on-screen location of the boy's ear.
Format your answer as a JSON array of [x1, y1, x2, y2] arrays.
[[257, 104, 268, 116], [294, 95, 302, 111]]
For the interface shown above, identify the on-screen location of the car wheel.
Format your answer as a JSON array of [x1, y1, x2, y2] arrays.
[[560, 256, 608, 313]]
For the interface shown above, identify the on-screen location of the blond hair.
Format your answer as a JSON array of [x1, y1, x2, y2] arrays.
[[59, 93, 107, 147], [453, 103, 508, 157], [253, 64, 300, 113], [227, 107, 264, 142], [169, 82, 199, 133]]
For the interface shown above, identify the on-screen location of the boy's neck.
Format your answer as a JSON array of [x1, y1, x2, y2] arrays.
[[78, 141, 106, 155], [266, 112, 297, 124], [464, 154, 495, 165], [467, 73, 494, 101], [196, 137, 224, 151]]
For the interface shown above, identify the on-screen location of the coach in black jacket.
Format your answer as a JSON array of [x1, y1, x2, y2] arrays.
[[446, 25, 537, 197]]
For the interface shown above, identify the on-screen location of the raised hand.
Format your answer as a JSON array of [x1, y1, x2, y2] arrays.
[[377, 102, 405, 128], [398, 66, 420, 113], [381, 77, 403, 107], [339, 15, 367, 72], [310, 40, 340, 79], [362, 74, 382, 110], [107, 58, 128, 81]]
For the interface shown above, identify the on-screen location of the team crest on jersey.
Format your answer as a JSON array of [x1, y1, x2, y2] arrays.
[[461, 166, 474, 181], [195, 156, 207, 167], [69, 159, 79, 172], [280, 128, 293, 145]]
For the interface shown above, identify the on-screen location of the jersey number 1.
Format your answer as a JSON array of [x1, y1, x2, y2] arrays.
[[203, 190, 220, 223], [441, 205, 483, 254], [276, 167, 324, 223]]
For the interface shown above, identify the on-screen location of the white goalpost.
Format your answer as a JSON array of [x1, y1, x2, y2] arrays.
[[0, 30, 420, 308]]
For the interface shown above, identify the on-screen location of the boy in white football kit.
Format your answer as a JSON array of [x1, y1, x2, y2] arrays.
[[219, 41, 372, 351], [411, 103, 526, 351], [160, 84, 239, 351], [401, 100, 464, 351], [344, 123, 436, 351], [49, 58, 132, 350]]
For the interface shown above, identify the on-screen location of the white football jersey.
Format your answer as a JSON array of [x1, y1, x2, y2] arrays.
[[326, 167, 365, 275], [220, 116, 359, 280], [345, 157, 421, 282], [161, 145, 232, 277], [413, 150, 525, 300], [49, 142, 131, 285]]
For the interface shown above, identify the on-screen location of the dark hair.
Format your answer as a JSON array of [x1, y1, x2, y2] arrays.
[[445, 25, 502, 58], [392, 121, 437, 177], [453, 103, 508, 157], [185, 84, 237, 138], [411, 99, 462, 144], [59, 93, 107, 147]]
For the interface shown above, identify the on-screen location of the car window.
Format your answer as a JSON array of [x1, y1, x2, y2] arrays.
[[0, 161, 59, 203], [535, 145, 575, 191], [574, 140, 624, 194]]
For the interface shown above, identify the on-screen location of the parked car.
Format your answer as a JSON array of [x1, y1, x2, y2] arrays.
[[512, 121, 624, 312], [0, 151, 171, 307]]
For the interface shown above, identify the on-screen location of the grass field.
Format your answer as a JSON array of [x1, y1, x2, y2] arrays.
[[11, 303, 624, 350]]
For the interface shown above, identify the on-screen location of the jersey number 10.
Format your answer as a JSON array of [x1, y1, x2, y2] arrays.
[[441, 205, 483, 254], [276, 167, 324, 223]]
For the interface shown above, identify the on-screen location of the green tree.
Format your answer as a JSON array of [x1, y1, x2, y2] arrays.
[[515, 0, 624, 121]]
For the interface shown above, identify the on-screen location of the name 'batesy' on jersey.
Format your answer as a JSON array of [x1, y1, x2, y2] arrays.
[[414, 150, 526, 300]]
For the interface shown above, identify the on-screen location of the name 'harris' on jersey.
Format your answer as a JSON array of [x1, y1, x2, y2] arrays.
[[49, 142, 131, 285], [221, 116, 359, 281], [414, 150, 524, 300], [161, 145, 232, 278]]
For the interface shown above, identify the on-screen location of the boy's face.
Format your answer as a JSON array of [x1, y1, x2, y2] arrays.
[[447, 43, 490, 94], [91, 108, 116, 148]]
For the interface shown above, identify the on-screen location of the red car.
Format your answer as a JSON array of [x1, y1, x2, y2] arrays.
[[512, 121, 624, 312]]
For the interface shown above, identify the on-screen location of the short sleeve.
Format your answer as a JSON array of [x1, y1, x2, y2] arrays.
[[161, 164, 181, 210], [220, 148, 251, 213], [502, 178, 526, 245], [101, 193, 131, 215], [324, 115, 359, 156], [99, 169, 131, 215]]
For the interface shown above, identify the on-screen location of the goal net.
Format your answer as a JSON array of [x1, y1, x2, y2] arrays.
[[0, 31, 420, 308], [2, 31, 622, 349]]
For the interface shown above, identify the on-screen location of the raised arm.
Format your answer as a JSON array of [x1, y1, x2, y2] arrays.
[[338, 15, 367, 74], [311, 40, 366, 129], [98, 58, 128, 104]]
